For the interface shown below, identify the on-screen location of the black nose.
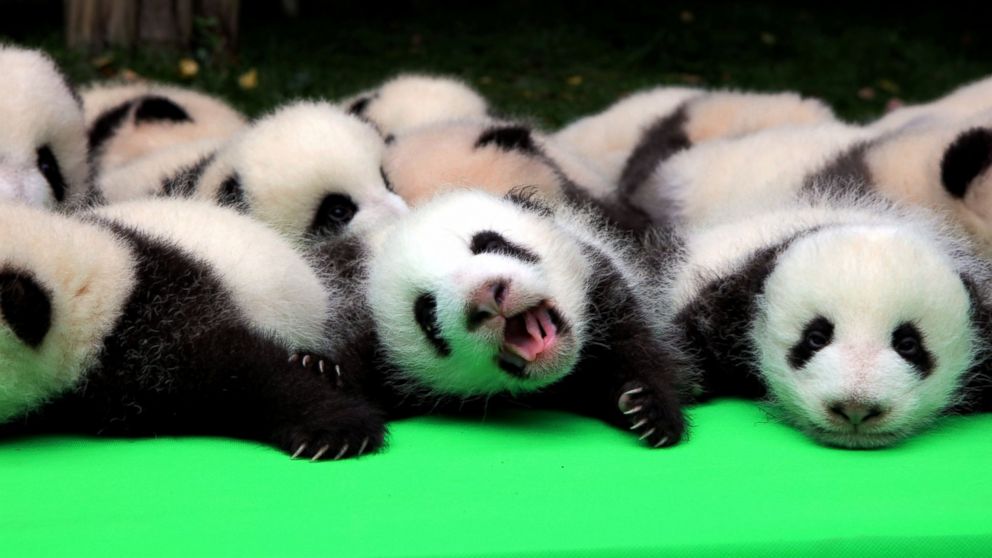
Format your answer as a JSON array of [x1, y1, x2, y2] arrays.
[[827, 401, 887, 426]]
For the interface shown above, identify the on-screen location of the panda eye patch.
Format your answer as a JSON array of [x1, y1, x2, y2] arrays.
[[788, 316, 834, 369], [310, 193, 358, 236], [469, 231, 539, 263], [35, 145, 66, 202], [892, 322, 934, 377], [414, 293, 451, 357]]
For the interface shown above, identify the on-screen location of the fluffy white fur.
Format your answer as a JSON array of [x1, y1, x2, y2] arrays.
[[194, 101, 407, 242], [96, 138, 222, 203], [367, 190, 643, 397], [0, 45, 88, 207], [872, 74, 992, 132], [341, 74, 488, 136], [0, 204, 137, 420], [93, 198, 333, 350], [82, 81, 245, 170], [670, 195, 990, 448]]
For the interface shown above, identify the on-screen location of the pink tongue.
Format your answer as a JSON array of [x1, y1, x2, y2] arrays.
[[504, 306, 558, 362]]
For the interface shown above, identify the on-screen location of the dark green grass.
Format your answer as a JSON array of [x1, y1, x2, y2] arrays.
[[3, 1, 991, 127]]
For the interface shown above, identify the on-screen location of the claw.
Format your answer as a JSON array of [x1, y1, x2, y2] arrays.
[[288, 353, 300, 364], [622, 405, 643, 416], [629, 418, 647, 430], [617, 387, 645, 412], [638, 427, 656, 441], [318, 359, 326, 375], [357, 437, 369, 455], [311, 444, 331, 461], [334, 364, 343, 387], [291, 443, 307, 459], [333, 443, 350, 460], [653, 436, 669, 448], [302, 354, 312, 368]]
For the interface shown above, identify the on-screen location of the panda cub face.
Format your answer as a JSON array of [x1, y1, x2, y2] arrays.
[[754, 226, 977, 448], [368, 191, 591, 397]]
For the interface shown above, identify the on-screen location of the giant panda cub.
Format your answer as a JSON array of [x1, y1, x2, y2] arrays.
[[83, 81, 246, 173], [0, 45, 88, 208], [311, 190, 687, 449], [667, 194, 992, 448], [381, 118, 645, 231], [553, 87, 835, 208], [872, 74, 992, 133], [94, 138, 224, 203], [341, 73, 489, 138], [0, 199, 384, 460]]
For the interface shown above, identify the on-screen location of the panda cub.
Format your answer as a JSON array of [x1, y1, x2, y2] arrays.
[[0, 199, 383, 460], [382, 119, 644, 231], [667, 194, 992, 448], [83, 81, 246, 173], [94, 138, 224, 203], [0, 45, 88, 208], [342, 73, 489, 138], [314, 190, 687, 450], [872, 73, 992, 133]]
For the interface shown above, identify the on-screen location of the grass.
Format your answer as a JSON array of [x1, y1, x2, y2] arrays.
[[3, 1, 991, 127]]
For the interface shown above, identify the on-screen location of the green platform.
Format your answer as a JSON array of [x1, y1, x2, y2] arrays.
[[2, 400, 990, 557]]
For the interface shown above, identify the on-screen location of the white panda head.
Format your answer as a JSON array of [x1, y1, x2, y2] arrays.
[[344, 74, 488, 137], [753, 224, 980, 448], [0, 45, 87, 208], [195, 101, 408, 243], [367, 190, 592, 397], [938, 125, 992, 251]]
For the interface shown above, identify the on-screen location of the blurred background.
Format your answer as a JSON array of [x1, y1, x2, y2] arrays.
[[2, 0, 990, 126]]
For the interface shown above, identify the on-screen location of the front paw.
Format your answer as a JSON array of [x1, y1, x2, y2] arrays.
[[617, 381, 685, 448], [289, 352, 344, 388], [278, 417, 387, 461]]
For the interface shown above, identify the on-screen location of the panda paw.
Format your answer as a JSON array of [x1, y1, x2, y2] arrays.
[[288, 352, 344, 388], [617, 380, 685, 448], [279, 419, 386, 462]]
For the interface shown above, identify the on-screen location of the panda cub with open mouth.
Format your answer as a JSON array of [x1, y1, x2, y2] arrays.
[[318, 189, 687, 451]]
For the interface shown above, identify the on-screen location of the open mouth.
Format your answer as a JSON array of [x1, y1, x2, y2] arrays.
[[497, 302, 565, 377]]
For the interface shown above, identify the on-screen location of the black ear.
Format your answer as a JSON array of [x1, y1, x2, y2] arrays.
[[475, 125, 538, 153], [941, 128, 992, 199], [134, 95, 193, 124], [217, 173, 248, 212], [347, 95, 375, 117], [0, 271, 52, 348]]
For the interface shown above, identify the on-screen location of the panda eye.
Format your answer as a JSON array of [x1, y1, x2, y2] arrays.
[[805, 330, 830, 349], [310, 193, 358, 236], [787, 316, 834, 369], [891, 322, 933, 376], [894, 336, 919, 357], [469, 231, 539, 263], [35, 145, 66, 203]]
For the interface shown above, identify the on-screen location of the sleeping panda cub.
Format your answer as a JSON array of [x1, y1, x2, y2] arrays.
[[0, 45, 88, 208], [0, 199, 383, 460], [314, 190, 687, 449], [667, 194, 992, 448]]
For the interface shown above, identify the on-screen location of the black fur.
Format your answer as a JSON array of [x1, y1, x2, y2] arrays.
[[891, 322, 934, 377], [310, 194, 358, 237], [618, 104, 691, 201], [216, 173, 248, 212], [504, 187, 554, 217], [802, 141, 875, 196], [13, 222, 385, 459], [346, 94, 376, 117], [87, 101, 132, 158], [162, 153, 216, 197], [35, 145, 67, 202], [133, 96, 192, 124], [470, 231, 539, 263], [475, 125, 538, 153], [413, 293, 451, 357], [787, 316, 834, 369], [959, 277, 992, 413], [941, 128, 992, 199], [380, 165, 394, 192], [0, 270, 51, 348]]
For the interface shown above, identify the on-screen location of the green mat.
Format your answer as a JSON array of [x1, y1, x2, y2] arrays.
[[2, 400, 990, 557]]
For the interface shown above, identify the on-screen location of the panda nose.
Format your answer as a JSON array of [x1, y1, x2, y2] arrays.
[[466, 280, 509, 330], [827, 401, 887, 426]]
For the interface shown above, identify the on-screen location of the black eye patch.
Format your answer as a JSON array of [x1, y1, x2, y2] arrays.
[[310, 193, 358, 237], [788, 316, 834, 369], [414, 293, 451, 357], [469, 231, 539, 263], [0, 270, 52, 348], [133, 96, 192, 124], [36, 145, 66, 202], [892, 322, 934, 377]]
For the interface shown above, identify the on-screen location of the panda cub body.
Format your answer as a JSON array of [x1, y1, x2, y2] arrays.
[[872, 74, 992, 133], [667, 195, 992, 448], [342, 73, 488, 138], [94, 138, 224, 203], [83, 82, 246, 173], [313, 190, 687, 450], [0, 199, 382, 460], [0, 45, 88, 208]]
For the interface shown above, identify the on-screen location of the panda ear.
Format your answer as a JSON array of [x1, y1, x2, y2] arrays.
[[475, 125, 537, 153], [940, 128, 992, 199], [347, 95, 375, 117], [134, 95, 192, 124], [0, 271, 52, 348]]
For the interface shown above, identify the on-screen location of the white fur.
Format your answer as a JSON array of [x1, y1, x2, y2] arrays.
[[872, 74, 992, 132], [82, 81, 245, 170], [96, 138, 222, 203], [0, 45, 88, 208], [341, 74, 488, 136], [93, 198, 332, 350], [194, 101, 407, 243], [0, 204, 136, 420]]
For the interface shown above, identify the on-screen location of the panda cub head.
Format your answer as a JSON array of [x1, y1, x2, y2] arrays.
[[0, 45, 87, 208], [368, 190, 593, 397], [194, 101, 408, 243], [754, 223, 981, 448]]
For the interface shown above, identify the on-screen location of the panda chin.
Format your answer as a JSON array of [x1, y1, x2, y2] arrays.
[[805, 424, 908, 449]]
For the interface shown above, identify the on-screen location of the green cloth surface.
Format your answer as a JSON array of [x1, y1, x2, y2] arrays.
[[1, 400, 990, 557]]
